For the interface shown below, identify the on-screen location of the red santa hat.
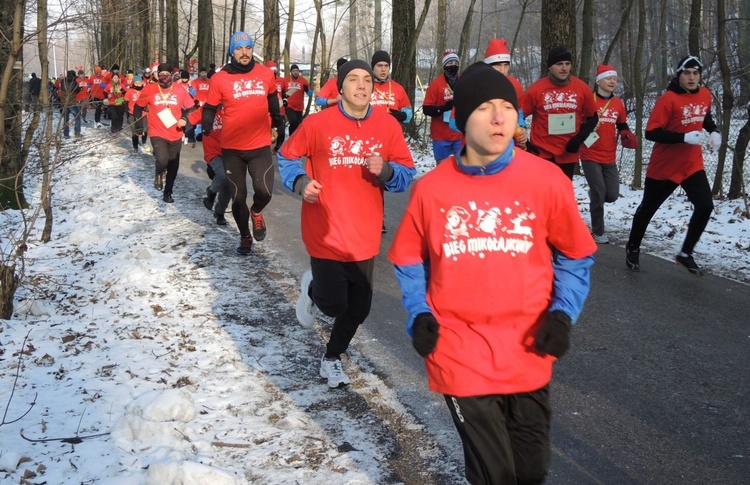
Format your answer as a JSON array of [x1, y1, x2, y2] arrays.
[[484, 39, 511, 64], [596, 64, 618, 82], [264, 60, 277, 72], [442, 51, 460, 67]]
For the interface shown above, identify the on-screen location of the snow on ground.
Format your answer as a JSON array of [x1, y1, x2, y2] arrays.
[[1, 124, 749, 485]]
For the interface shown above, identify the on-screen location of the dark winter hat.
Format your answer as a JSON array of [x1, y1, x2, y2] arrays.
[[291, 64, 300, 71], [111, 63, 120, 71], [180, 69, 190, 80], [157, 63, 172, 74], [454, 62, 518, 133], [227, 31, 254, 54], [371, 50, 391, 68], [336, 57, 349, 70], [676, 55, 703, 75], [77, 69, 85, 75], [336, 59, 375, 92], [546, 45, 572, 67], [199, 66, 207, 73]]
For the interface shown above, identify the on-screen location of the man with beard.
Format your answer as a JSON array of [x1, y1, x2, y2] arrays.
[[202, 31, 281, 255], [423, 52, 463, 162], [522, 45, 598, 179], [283, 64, 314, 135]]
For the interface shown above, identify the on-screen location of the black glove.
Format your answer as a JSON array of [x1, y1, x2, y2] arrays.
[[195, 133, 203, 142], [534, 311, 572, 358], [282, 99, 288, 107], [565, 134, 584, 153], [440, 100, 454, 113], [412, 312, 439, 358], [389, 109, 407, 122], [201, 123, 212, 136], [272, 113, 285, 126]]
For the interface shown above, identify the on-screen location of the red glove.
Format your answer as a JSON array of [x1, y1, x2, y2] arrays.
[[620, 130, 638, 149]]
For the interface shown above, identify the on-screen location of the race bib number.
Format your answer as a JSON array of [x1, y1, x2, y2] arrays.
[[583, 131, 600, 148], [548, 113, 576, 135], [157, 107, 178, 128]]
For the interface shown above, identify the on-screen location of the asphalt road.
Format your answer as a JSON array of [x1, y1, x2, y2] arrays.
[[178, 148, 749, 484]]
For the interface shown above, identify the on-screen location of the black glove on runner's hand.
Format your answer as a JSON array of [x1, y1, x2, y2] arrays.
[[412, 312, 439, 358], [440, 100, 454, 113], [534, 311, 572, 358], [389, 109, 407, 122]]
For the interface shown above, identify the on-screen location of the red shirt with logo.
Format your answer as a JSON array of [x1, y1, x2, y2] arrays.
[[123, 87, 143, 115], [284, 75, 311, 111], [388, 151, 596, 396], [272, 76, 286, 115], [192, 78, 211, 104], [88, 75, 106, 99], [317, 78, 339, 108], [202, 109, 224, 163], [522, 76, 597, 164], [424, 75, 461, 143], [645, 87, 712, 183], [135, 82, 195, 142], [75, 77, 90, 102], [579, 94, 627, 163], [205, 65, 277, 150], [371, 79, 411, 114], [279, 107, 414, 261]]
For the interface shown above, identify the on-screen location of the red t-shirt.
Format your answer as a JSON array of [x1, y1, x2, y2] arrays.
[[388, 151, 596, 396], [202, 109, 224, 163], [284, 75, 311, 111], [507, 74, 525, 109], [273, 76, 285, 115], [371, 79, 411, 114], [75, 77, 89, 102], [205, 65, 277, 150], [424, 75, 462, 142], [192, 78, 211, 104], [135, 82, 195, 142], [645, 87, 712, 183], [522, 76, 597, 164], [317, 78, 339, 108], [579, 94, 627, 163], [279, 106, 415, 261], [123, 87, 142, 115], [88, 75, 106, 99]]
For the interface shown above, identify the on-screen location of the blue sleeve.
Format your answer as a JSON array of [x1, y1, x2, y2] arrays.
[[315, 96, 328, 107], [189, 87, 197, 98], [394, 263, 432, 337], [277, 152, 307, 192], [384, 163, 416, 193], [401, 107, 413, 124], [449, 116, 460, 132], [549, 251, 594, 323]]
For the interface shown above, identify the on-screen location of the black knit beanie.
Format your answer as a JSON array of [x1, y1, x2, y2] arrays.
[[336, 60, 375, 92], [371, 50, 391, 68], [157, 63, 172, 74], [454, 62, 518, 133], [676, 55, 703, 75], [336, 57, 349, 70], [546, 45, 572, 67]]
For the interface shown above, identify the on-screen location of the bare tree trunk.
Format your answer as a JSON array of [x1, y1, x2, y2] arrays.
[[264, 0, 280, 63], [310, 0, 326, 116], [541, 0, 576, 77], [728, 118, 748, 199], [457, 0, 476, 66], [138, 0, 151, 67], [38, 0, 53, 243], [436, 0, 447, 60], [349, 0, 358, 59], [392, 0, 417, 137], [738, 0, 750, 105], [374, 0, 382, 51], [510, 0, 532, 54], [689, 0, 701, 54], [711, 0, 733, 197], [0, 0, 27, 209], [197, 0, 213, 68], [632, 0, 646, 189], [283, 0, 295, 69], [166, 0, 179, 66], [603, 0, 634, 65], [578, 0, 594, 83]]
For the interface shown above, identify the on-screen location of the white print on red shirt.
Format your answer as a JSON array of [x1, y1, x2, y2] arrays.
[[442, 200, 536, 260], [543, 90, 579, 111], [371, 90, 395, 108], [327, 135, 383, 167], [681, 103, 708, 126], [154, 93, 178, 107], [231, 79, 267, 99], [442, 87, 454, 101]]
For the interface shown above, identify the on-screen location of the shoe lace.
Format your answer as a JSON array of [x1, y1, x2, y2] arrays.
[[252, 212, 264, 231], [328, 360, 344, 376]]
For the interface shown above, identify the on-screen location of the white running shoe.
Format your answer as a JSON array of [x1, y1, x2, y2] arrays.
[[139, 144, 152, 154], [592, 233, 609, 244], [95, 122, 102, 128], [295, 269, 318, 327], [319, 356, 350, 388]]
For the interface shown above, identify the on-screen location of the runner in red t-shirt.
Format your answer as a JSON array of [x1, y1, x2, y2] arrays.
[[74, 70, 90, 125], [199, 107, 232, 226], [370, 50, 412, 125], [88, 66, 107, 127], [123, 76, 149, 154], [134, 63, 196, 203], [104, 73, 127, 134], [625, 55, 720, 276], [522, 45, 598, 179], [315, 57, 348, 109], [264, 60, 286, 152], [283, 64, 313, 135], [201, 31, 283, 255], [388, 62, 596, 485], [277, 59, 416, 389], [423, 52, 463, 162], [579, 64, 637, 244]]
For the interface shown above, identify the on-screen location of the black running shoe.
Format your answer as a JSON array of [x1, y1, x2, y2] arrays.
[[236, 236, 253, 255], [676, 254, 704, 276], [625, 245, 640, 271], [154, 172, 163, 191], [163, 191, 174, 203], [203, 187, 216, 211], [215, 213, 227, 225]]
